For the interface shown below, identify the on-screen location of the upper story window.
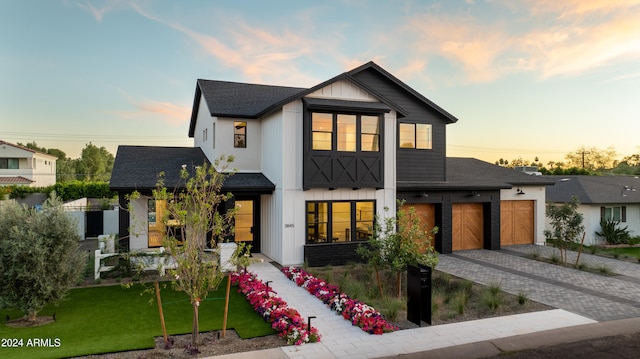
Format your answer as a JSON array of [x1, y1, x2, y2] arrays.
[[312, 113, 333, 150], [0, 158, 19, 169], [234, 121, 247, 148], [399, 123, 432, 149], [311, 112, 380, 152]]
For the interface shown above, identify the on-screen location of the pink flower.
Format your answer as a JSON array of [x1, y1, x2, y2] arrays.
[[281, 267, 398, 334], [231, 270, 321, 345]]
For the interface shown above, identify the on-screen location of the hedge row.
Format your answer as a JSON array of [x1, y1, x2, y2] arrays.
[[7, 181, 116, 201]]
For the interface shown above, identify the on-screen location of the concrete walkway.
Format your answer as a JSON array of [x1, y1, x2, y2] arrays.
[[209, 245, 640, 359]]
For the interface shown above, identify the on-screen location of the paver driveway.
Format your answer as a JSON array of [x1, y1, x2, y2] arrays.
[[437, 245, 640, 322]]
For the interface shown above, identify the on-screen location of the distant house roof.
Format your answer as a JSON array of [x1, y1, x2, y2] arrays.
[[397, 158, 555, 191], [545, 175, 640, 204], [0, 140, 57, 159], [188, 61, 459, 137], [109, 146, 275, 194], [0, 176, 34, 185]]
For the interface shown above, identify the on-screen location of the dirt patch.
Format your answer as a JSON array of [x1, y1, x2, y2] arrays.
[[75, 330, 286, 359], [6, 316, 55, 328]]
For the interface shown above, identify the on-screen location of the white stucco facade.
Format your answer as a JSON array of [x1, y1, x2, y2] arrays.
[[0, 141, 57, 187]]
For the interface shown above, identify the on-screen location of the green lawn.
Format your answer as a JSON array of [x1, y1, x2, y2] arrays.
[[592, 246, 640, 260], [0, 278, 275, 359]]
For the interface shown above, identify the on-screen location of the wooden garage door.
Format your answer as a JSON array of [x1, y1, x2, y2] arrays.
[[452, 203, 483, 250], [401, 204, 436, 251], [403, 204, 436, 231], [501, 200, 534, 246]]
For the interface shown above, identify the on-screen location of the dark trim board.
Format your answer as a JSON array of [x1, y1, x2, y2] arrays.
[[304, 242, 369, 267]]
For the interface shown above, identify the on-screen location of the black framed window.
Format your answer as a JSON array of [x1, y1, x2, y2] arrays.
[[234, 121, 247, 148], [399, 123, 432, 149], [601, 206, 626, 222], [311, 112, 381, 153], [312, 113, 333, 150], [306, 200, 375, 243], [361, 115, 380, 152]]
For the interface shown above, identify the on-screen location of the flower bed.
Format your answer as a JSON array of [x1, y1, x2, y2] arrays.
[[230, 270, 321, 345], [281, 266, 398, 334]]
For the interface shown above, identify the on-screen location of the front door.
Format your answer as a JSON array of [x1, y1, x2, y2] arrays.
[[234, 199, 260, 253]]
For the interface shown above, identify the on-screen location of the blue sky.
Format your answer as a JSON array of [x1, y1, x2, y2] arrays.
[[2, 0, 639, 164]]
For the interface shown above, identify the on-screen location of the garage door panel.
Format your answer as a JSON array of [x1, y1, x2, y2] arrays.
[[453, 203, 483, 250], [501, 200, 534, 246]]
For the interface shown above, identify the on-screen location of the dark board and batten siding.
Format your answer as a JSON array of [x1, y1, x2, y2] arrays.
[[302, 102, 385, 189], [352, 68, 448, 182], [304, 242, 369, 267]]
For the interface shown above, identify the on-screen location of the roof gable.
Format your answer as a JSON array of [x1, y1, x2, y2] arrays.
[[188, 61, 460, 137], [0, 140, 57, 159]]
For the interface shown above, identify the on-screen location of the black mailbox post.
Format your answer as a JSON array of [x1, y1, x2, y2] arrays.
[[407, 264, 432, 326]]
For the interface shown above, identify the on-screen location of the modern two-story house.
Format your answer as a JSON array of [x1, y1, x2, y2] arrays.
[[110, 62, 553, 266], [0, 140, 57, 188]]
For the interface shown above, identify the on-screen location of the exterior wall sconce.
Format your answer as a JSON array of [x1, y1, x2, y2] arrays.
[[469, 191, 480, 197], [516, 188, 525, 195], [419, 192, 429, 198]]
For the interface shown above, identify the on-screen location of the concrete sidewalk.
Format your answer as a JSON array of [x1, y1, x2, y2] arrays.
[[209, 254, 599, 359]]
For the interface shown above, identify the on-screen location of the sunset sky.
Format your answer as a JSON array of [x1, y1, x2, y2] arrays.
[[2, 0, 639, 164]]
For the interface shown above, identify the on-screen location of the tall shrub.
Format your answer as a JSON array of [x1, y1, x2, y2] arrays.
[[0, 195, 86, 321]]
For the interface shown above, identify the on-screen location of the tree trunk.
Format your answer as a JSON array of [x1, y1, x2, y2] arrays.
[[374, 265, 384, 298], [396, 272, 402, 299], [192, 301, 200, 345], [27, 310, 37, 322]]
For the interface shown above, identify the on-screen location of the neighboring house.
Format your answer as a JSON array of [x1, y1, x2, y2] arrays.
[[110, 61, 553, 266], [0, 140, 57, 187], [545, 175, 640, 245]]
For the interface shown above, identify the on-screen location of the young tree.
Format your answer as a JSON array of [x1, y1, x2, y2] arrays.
[[153, 156, 236, 346], [0, 194, 86, 321], [358, 201, 439, 299], [545, 196, 585, 265]]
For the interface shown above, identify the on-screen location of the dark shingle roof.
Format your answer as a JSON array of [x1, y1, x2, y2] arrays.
[[397, 158, 555, 191], [110, 146, 209, 191], [109, 146, 275, 194], [188, 61, 461, 137], [545, 175, 640, 204], [197, 80, 306, 118]]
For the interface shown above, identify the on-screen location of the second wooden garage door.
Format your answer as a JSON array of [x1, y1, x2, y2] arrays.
[[501, 200, 534, 246], [452, 203, 484, 250]]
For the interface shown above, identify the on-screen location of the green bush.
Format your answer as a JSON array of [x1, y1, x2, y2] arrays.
[[596, 219, 631, 245], [5, 182, 116, 201]]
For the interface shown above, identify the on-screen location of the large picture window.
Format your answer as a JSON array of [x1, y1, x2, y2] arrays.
[[311, 112, 380, 152], [306, 201, 374, 243], [399, 123, 432, 149]]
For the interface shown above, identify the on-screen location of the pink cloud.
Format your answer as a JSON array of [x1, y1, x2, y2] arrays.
[[396, 1, 640, 83], [113, 88, 189, 126]]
